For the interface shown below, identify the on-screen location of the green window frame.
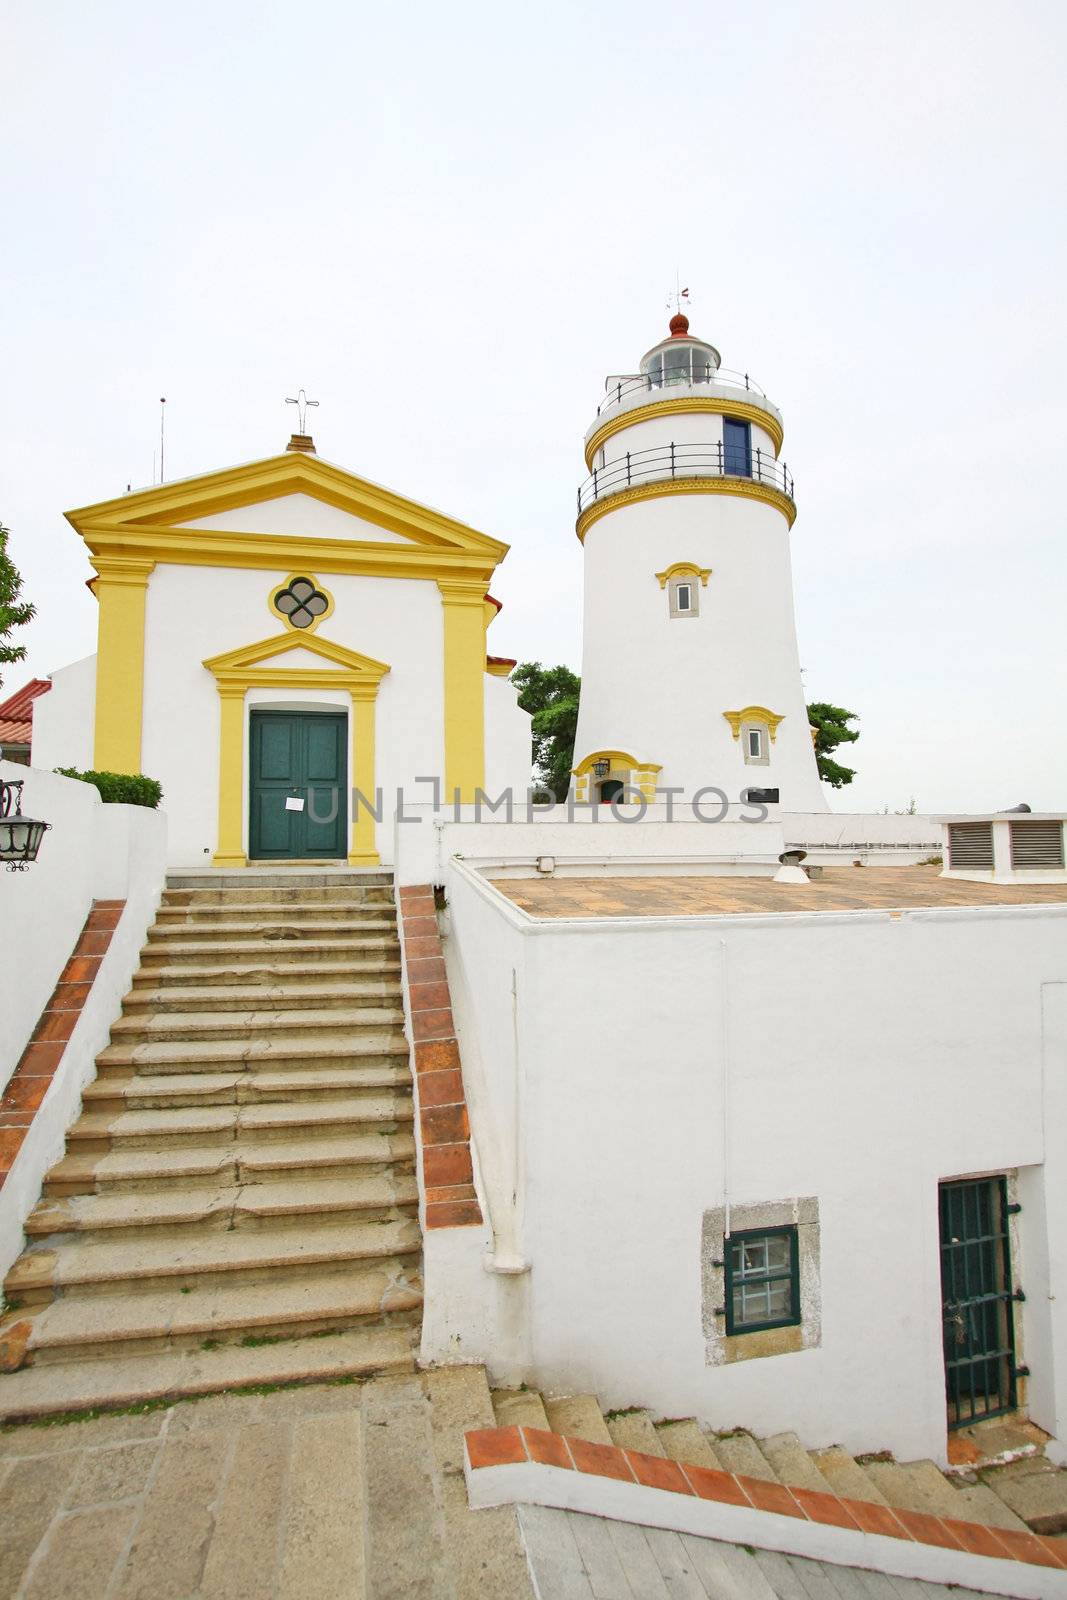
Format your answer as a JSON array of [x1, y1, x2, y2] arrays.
[[724, 1225, 801, 1335]]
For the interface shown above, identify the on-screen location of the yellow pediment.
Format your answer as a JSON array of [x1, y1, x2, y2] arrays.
[[67, 451, 509, 585], [203, 629, 390, 692]]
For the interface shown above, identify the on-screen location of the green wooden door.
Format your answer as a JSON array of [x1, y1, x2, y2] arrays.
[[249, 711, 347, 860]]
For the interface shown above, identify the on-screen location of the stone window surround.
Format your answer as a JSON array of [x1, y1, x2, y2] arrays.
[[702, 1196, 821, 1366], [741, 722, 770, 766]]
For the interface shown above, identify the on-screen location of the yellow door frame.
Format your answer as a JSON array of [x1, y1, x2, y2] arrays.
[[202, 632, 390, 867]]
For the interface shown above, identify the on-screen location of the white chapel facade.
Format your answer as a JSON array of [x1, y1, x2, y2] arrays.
[[36, 437, 531, 869]]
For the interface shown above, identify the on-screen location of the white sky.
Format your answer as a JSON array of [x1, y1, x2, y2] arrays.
[[2, 0, 1065, 813]]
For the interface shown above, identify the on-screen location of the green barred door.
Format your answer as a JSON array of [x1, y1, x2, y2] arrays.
[[939, 1177, 1020, 1428], [249, 711, 347, 860]]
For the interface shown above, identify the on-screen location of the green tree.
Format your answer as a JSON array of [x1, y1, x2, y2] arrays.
[[0, 522, 35, 691], [511, 662, 581, 801], [807, 701, 859, 788]]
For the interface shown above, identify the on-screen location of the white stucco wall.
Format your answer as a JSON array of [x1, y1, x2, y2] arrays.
[[484, 675, 532, 798], [0, 764, 166, 1275], [594, 411, 779, 473], [443, 858, 1067, 1464], [30, 655, 96, 772], [573, 492, 826, 812]]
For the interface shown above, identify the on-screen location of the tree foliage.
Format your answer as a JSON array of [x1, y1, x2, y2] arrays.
[[807, 701, 860, 788], [54, 769, 164, 808], [0, 522, 34, 691], [511, 662, 581, 801]]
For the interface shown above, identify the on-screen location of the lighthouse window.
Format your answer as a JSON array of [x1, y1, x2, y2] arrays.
[[668, 576, 699, 619], [742, 723, 769, 765], [723, 419, 752, 477], [645, 346, 718, 389]]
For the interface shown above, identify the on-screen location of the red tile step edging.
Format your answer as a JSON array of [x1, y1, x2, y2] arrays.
[[463, 1426, 1067, 1592], [0, 902, 126, 1189], [398, 885, 483, 1232]]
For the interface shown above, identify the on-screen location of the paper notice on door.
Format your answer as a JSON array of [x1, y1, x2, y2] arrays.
[[285, 797, 305, 811]]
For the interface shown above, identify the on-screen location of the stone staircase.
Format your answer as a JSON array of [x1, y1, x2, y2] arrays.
[[490, 1386, 1067, 1538], [0, 868, 423, 1420]]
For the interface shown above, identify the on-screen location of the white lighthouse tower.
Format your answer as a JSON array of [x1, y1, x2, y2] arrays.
[[571, 312, 827, 813]]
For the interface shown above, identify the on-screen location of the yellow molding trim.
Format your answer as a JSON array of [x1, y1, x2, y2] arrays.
[[268, 572, 336, 634], [723, 706, 785, 743], [656, 562, 712, 589], [572, 749, 663, 777], [585, 395, 783, 468], [91, 557, 155, 773], [437, 579, 487, 801], [67, 452, 510, 558], [202, 630, 390, 867], [486, 658, 514, 678], [576, 477, 796, 540]]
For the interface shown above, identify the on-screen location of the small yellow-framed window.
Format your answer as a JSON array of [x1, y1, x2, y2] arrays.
[[269, 573, 335, 633], [656, 562, 711, 621], [723, 706, 784, 765]]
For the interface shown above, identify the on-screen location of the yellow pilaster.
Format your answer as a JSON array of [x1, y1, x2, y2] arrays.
[[438, 579, 487, 803], [349, 686, 381, 866], [213, 686, 247, 866], [92, 557, 155, 773]]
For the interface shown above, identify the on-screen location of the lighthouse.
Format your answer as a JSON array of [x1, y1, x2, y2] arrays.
[[571, 313, 827, 814]]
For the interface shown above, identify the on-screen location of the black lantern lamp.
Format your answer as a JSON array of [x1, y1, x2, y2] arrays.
[[592, 759, 611, 780], [0, 780, 50, 871]]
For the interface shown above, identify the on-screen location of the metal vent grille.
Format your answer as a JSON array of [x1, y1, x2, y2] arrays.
[[1010, 821, 1065, 869], [948, 823, 994, 871]]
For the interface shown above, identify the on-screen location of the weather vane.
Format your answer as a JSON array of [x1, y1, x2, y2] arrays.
[[666, 273, 692, 316], [285, 388, 319, 434]]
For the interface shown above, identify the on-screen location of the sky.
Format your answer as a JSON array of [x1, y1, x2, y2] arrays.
[[2, 0, 1065, 813]]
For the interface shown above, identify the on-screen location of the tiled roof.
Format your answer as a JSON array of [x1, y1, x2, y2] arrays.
[[0, 678, 51, 721], [0, 718, 32, 746]]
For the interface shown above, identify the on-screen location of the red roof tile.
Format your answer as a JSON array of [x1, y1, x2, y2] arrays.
[[0, 679, 51, 721]]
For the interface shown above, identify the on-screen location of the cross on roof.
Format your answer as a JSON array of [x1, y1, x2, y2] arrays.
[[285, 389, 319, 434]]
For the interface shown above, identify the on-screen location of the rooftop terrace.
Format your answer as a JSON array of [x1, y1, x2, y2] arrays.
[[490, 866, 1067, 919]]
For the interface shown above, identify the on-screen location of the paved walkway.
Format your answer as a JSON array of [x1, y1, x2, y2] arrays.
[[493, 866, 1067, 919], [0, 1369, 531, 1599]]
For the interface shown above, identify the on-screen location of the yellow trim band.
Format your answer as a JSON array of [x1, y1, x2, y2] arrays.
[[572, 749, 662, 777], [585, 396, 783, 469], [92, 556, 155, 773], [576, 477, 796, 541], [724, 706, 785, 743], [438, 579, 488, 803], [202, 631, 390, 867], [656, 562, 712, 589]]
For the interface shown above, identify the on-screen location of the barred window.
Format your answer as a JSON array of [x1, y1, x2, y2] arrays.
[[725, 1226, 800, 1334], [273, 576, 329, 629]]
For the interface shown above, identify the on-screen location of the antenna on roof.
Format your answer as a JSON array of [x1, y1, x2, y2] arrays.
[[159, 398, 167, 483], [666, 271, 691, 316]]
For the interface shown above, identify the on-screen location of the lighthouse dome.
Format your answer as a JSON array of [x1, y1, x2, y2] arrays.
[[639, 313, 722, 389]]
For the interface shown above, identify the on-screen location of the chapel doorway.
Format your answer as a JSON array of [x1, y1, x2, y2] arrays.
[[597, 778, 625, 803], [249, 710, 347, 860], [939, 1176, 1019, 1429]]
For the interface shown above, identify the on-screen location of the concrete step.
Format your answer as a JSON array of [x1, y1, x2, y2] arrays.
[[123, 980, 403, 1012], [156, 895, 397, 915], [980, 1456, 1067, 1534], [542, 1394, 613, 1445], [952, 1480, 1029, 1531], [5, 1216, 422, 1300], [17, 1264, 423, 1364], [151, 911, 398, 936], [137, 936, 399, 966], [27, 1171, 420, 1237], [162, 884, 395, 907], [86, 1066, 411, 1111], [811, 1446, 889, 1504], [757, 1431, 833, 1493], [109, 1004, 407, 1045], [96, 1035, 409, 1074], [654, 1419, 723, 1470], [0, 1324, 417, 1422], [166, 870, 393, 890], [491, 1389, 552, 1430], [712, 1430, 780, 1482], [605, 1409, 666, 1457], [64, 1094, 415, 1154], [861, 1457, 969, 1519], [131, 958, 402, 988], [45, 1130, 416, 1195]]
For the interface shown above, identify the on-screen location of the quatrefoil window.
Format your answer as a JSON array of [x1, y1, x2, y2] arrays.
[[272, 575, 330, 630]]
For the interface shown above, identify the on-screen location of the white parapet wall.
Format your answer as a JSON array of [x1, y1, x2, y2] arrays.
[[440, 853, 1067, 1465], [0, 762, 167, 1277]]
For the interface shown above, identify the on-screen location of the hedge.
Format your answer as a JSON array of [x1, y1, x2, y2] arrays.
[[54, 768, 163, 809]]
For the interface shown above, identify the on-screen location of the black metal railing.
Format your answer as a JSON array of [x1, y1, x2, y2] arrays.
[[596, 367, 772, 417], [577, 441, 795, 515]]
